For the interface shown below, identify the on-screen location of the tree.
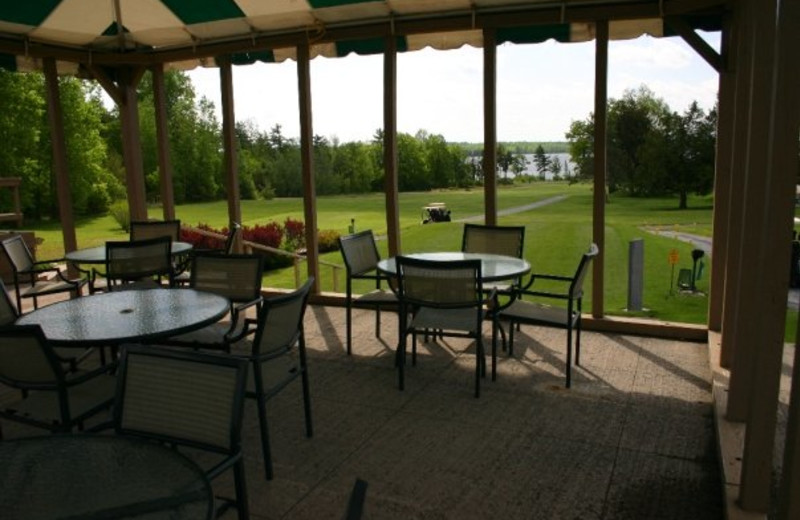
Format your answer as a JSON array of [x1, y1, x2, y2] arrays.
[[533, 145, 550, 177], [497, 144, 514, 180]]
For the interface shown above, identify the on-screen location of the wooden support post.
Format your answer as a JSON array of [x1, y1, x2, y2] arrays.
[[482, 28, 497, 226], [383, 35, 401, 257], [739, 0, 800, 512], [118, 66, 148, 221], [719, 3, 753, 370], [152, 64, 176, 221], [592, 20, 608, 319], [43, 58, 78, 277], [298, 44, 320, 293], [218, 57, 243, 252], [708, 12, 737, 332]]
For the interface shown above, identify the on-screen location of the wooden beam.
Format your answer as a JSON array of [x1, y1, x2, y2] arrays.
[[151, 64, 176, 221], [218, 57, 242, 252], [383, 36, 400, 257], [708, 11, 736, 331], [117, 67, 148, 221], [665, 16, 723, 73], [482, 28, 497, 226], [83, 64, 122, 105], [297, 44, 320, 294], [42, 58, 78, 277], [739, 0, 800, 511], [592, 20, 608, 319]]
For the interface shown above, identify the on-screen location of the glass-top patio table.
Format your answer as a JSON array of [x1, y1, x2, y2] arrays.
[[377, 252, 531, 282], [65, 241, 193, 264], [15, 288, 229, 347], [0, 434, 212, 519]]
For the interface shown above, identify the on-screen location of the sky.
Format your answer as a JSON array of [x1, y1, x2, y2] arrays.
[[186, 32, 720, 144]]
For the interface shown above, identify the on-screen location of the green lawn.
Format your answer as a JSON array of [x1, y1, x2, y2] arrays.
[[19, 181, 797, 337]]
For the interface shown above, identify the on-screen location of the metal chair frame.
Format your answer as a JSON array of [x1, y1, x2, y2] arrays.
[[498, 243, 599, 388], [1, 235, 86, 311], [339, 230, 397, 355], [101, 236, 175, 290], [113, 345, 250, 520], [395, 256, 497, 398]]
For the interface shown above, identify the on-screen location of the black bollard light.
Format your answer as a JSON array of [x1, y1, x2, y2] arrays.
[[691, 249, 705, 291]]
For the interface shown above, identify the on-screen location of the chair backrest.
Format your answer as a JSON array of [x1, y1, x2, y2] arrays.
[[114, 345, 249, 454], [130, 220, 181, 242], [396, 256, 482, 308], [105, 236, 173, 286], [339, 230, 381, 277], [252, 277, 314, 356], [0, 279, 19, 325], [190, 253, 263, 303], [223, 222, 242, 254], [461, 223, 525, 258], [570, 243, 599, 300], [0, 324, 62, 390], [1, 235, 35, 273]]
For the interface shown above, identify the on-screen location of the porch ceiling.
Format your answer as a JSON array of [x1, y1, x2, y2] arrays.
[[0, 0, 725, 73]]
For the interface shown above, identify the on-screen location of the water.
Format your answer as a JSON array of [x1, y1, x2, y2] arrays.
[[467, 153, 577, 180]]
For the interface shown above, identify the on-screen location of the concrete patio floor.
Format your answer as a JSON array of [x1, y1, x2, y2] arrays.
[[2, 298, 726, 519]]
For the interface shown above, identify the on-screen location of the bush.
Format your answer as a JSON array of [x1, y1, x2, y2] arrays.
[[180, 223, 227, 250], [318, 229, 341, 253], [283, 217, 305, 252], [243, 222, 293, 270], [109, 200, 130, 232]]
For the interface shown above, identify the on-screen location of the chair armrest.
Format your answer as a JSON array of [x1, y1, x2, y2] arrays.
[[224, 297, 263, 343], [520, 289, 570, 301]]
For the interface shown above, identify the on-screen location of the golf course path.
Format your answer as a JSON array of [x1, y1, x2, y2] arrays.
[[456, 194, 568, 222]]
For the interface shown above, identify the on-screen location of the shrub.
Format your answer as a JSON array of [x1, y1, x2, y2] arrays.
[[109, 200, 130, 232], [243, 222, 293, 270], [317, 229, 341, 253], [180, 223, 227, 250], [283, 217, 305, 252]]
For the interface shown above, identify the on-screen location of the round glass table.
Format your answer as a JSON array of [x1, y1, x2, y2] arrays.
[[0, 434, 212, 520], [65, 241, 193, 265], [16, 288, 229, 347], [377, 252, 531, 282]]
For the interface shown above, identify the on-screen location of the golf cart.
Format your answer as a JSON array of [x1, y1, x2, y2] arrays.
[[421, 203, 451, 224]]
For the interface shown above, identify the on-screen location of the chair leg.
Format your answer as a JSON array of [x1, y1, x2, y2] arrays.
[[375, 306, 381, 338], [345, 295, 353, 356], [475, 338, 482, 398], [575, 318, 582, 366], [491, 317, 498, 381], [411, 332, 417, 366], [233, 458, 250, 520], [255, 390, 274, 480], [508, 319, 516, 357], [565, 324, 573, 389]]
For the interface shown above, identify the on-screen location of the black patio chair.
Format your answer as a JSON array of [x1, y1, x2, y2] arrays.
[[175, 222, 242, 286], [498, 243, 598, 388], [101, 236, 174, 290], [0, 279, 92, 371], [1, 234, 86, 311], [395, 256, 497, 397], [162, 253, 263, 352], [339, 230, 397, 355], [129, 219, 181, 241], [0, 324, 115, 437], [112, 345, 250, 520], [235, 277, 315, 480]]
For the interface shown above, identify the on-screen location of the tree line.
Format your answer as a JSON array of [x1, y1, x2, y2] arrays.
[[0, 69, 720, 221]]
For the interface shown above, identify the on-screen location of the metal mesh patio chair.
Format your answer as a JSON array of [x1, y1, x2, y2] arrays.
[[1, 234, 87, 311], [101, 236, 174, 290], [236, 277, 314, 481], [462, 223, 526, 292], [498, 243, 599, 388], [175, 222, 242, 286], [395, 256, 497, 398], [339, 230, 397, 355], [113, 345, 250, 520], [0, 324, 115, 437], [162, 253, 263, 352], [129, 219, 181, 241], [0, 279, 92, 371]]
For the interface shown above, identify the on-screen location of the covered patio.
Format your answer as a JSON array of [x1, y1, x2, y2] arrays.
[[0, 0, 799, 517], [1, 298, 728, 519]]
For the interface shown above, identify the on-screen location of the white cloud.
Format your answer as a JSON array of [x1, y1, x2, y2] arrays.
[[186, 34, 720, 143]]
